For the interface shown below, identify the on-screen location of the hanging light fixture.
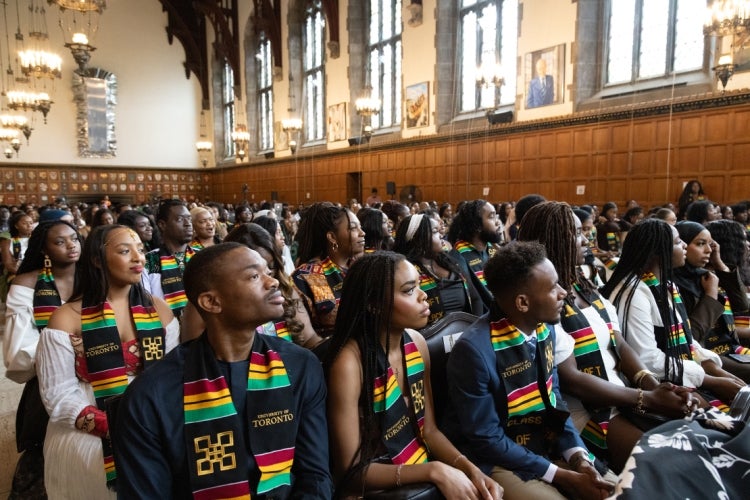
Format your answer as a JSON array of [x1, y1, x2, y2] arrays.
[[0, 127, 21, 157], [355, 85, 380, 140], [232, 97, 250, 161], [195, 109, 212, 167], [281, 118, 302, 154], [48, 0, 105, 73], [19, 0, 62, 80]]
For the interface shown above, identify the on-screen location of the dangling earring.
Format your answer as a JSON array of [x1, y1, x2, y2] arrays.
[[43, 254, 52, 270], [331, 242, 339, 253]]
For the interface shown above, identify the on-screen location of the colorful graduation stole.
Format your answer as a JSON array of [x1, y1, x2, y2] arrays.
[[453, 240, 493, 286], [703, 292, 750, 356], [641, 273, 693, 367], [158, 246, 194, 316], [605, 232, 620, 253], [184, 333, 297, 498], [561, 282, 617, 452], [33, 266, 61, 329], [293, 257, 345, 335], [490, 308, 568, 456], [11, 237, 22, 259], [81, 286, 165, 488], [414, 262, 471, 326], [373, 331, 430, 465], [256, 320, 292, 342], [188, 239, 205, 251]]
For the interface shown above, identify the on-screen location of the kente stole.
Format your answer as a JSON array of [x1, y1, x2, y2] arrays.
[[256, 320, 292, 342], [414, 262, 470, 325], [294, 257, 345, 335], [81, 286, 165, 488], [704, 291, 750, 356], [183, 333, 297, 499], [33, 266, 61, 329], [11, 237, 22, 259], [490, 311, 568, 457], [453, 240, 494, 287], [189, 240, 205, 251], [373, 331, 430, 465], [560, 282, 617, 451], [158, 246, 194, 315]]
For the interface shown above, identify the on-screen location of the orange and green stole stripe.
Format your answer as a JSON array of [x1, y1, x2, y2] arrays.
[[491, 311, 568, 456], [33, 266, 62, 329], [81, 286, 165, 489], [184, 333, 296, 498], [159, 246, 195, 316], [704, 292, 750, 356], [373, 331, 429, 465], [561, 282, 618, 452], [454, 240, 489, 286], [256, 320, 292, 342]]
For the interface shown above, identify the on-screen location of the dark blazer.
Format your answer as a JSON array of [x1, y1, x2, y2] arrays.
[[443, 314, 586, 480]]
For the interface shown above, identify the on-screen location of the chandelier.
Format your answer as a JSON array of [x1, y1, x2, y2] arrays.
[[0, 127, 21, 158], [704, 0, 750, 36], [0, 113, 32, 142], [6, 90, 53, 123], [355, 85, 380, 140], [48, 0, 106, 73], [195, 110, 212, 167], [281, 117, 302, 154], [231, 124, 250, 161], [19, 49, 62, 79]]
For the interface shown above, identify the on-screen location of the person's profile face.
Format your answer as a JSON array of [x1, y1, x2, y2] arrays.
[[390, 260, 430, 331], [671, 226, 687, 268], [523, 259, 567, 325]]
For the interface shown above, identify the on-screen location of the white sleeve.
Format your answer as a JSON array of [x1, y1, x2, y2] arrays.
[[553, 323, 575, 365], [165, 317, 180, 353], [145, 269, 164, 301], [3, 285, 38, 383], [617, 283, 705, 388], [36, 328, 94, 428]]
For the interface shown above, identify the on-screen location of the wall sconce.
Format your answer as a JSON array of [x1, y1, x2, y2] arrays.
[[355, 85, 381, 142], [281, 117, 302, 154], [713, 54, 737, 90], [11, 138, 21, 156], [4, 148, 12, 159]]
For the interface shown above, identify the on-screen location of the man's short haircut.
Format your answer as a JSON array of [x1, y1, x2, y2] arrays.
[[156, 199, 186, 223], [484, 241, 547, 299], [184, 242, 245, 314]]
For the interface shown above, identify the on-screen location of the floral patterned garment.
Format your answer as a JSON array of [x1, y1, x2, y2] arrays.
[[609, 408, 750, 499]]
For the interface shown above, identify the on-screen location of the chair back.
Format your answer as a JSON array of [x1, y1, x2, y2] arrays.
[[730, 385, 750, 423], [420, 312, 478, 426]]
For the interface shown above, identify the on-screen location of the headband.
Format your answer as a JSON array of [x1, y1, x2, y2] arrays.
[[405, 214, 425, 242]]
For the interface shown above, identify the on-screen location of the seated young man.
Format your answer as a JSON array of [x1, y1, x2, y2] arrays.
[[112, 242, 332, 499], [443, 241, 614, 500]]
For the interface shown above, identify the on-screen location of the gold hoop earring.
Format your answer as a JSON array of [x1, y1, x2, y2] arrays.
[[43, 254, 52, 269]]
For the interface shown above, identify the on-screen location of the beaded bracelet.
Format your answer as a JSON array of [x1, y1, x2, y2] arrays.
[[635, 388, 646, 415], [395, 464, 404, 487]]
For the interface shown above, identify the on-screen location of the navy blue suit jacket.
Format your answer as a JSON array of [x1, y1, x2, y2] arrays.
[[527, 75, 554, 108], [443, 314, 586, 480]]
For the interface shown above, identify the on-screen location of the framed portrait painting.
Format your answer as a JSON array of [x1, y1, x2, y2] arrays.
[[405, 82, 429, 128], [327, 102, 347, 142], [524, 44, 565, 109]]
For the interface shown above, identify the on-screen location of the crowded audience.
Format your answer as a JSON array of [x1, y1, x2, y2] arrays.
[[2, 182, 750, 499]]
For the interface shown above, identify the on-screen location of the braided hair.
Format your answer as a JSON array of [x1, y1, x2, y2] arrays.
[[516, 202, 579, 296], [324, 251, 404, 494], [601, 218, 684, 383], [446, 199, 488, 245], [224, 223, 304, 337], [295, 202, 351, 263]]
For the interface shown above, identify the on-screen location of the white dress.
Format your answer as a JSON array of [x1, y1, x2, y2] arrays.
[[37, 318, 179, 500]]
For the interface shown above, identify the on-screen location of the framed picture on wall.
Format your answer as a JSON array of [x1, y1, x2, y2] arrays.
[[327, 102, 347, 142], [524, 44, 565, 109], [405, 82, 429, 128], [274, 121, 289, 152]]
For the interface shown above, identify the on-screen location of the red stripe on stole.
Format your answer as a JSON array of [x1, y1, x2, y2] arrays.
[[193, 481, 251, 500], [88, 366, 128, 380], [184, 377, 229, 396], [255, 446, 295, 467], [392, 438, 427, 464]]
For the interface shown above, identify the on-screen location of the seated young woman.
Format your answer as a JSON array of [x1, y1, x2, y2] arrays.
[[325, 252, 502, 499]]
